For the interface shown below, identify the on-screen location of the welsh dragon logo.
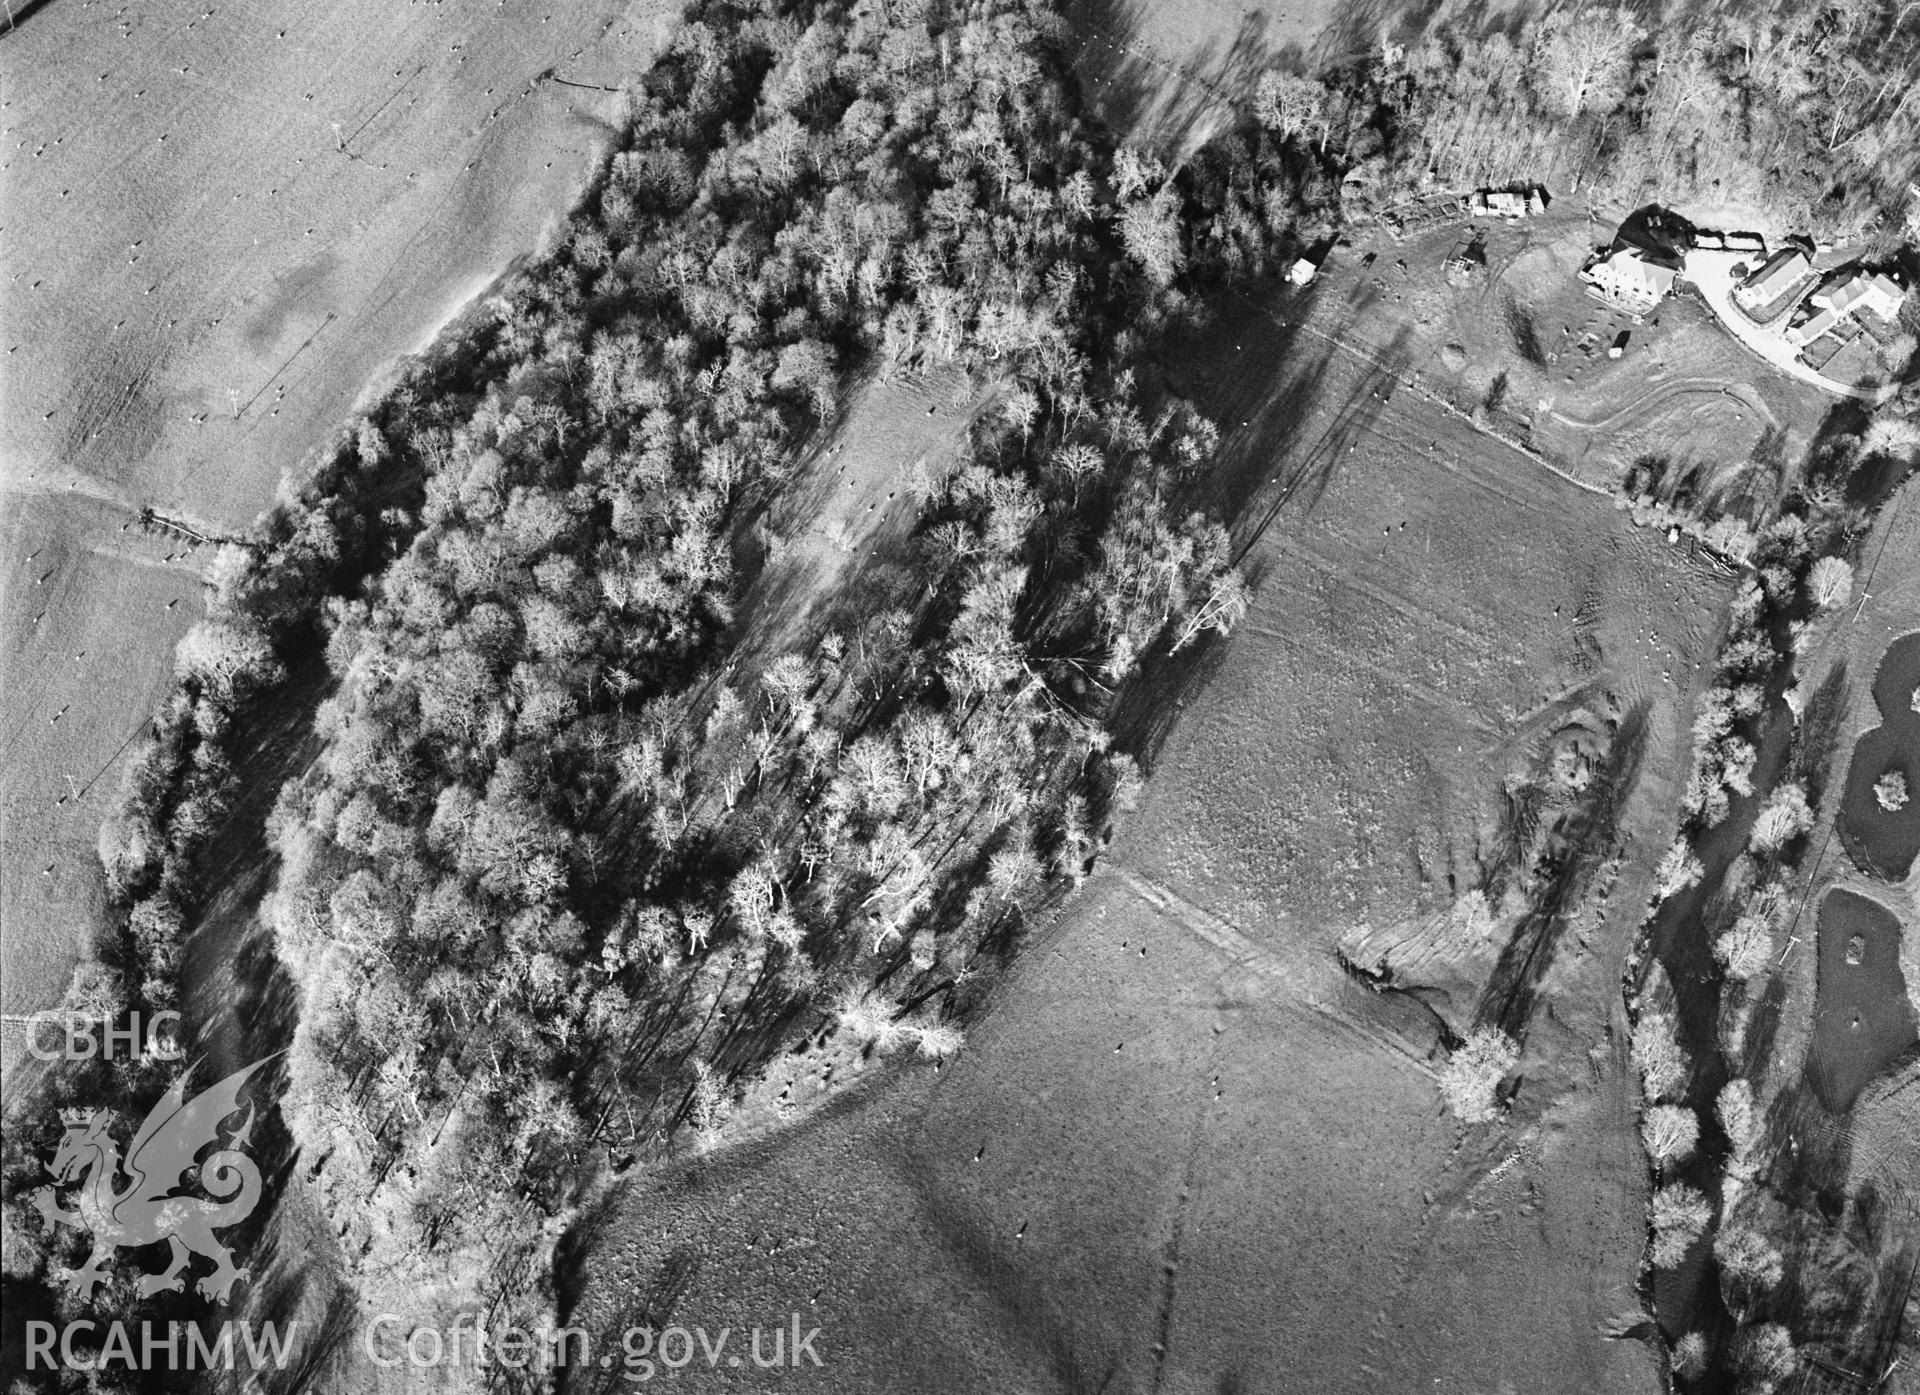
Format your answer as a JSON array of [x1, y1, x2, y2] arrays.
[[31, 1055, 276, 1303]]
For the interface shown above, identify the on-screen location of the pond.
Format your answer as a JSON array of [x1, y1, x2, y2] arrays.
[[1838, 631, 1920, 881], [1805, 888, 1918, 1114]]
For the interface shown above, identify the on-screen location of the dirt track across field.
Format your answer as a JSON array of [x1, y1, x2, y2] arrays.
[[560, 246, 1746, 1390], [562, 808, 1662, 1395]]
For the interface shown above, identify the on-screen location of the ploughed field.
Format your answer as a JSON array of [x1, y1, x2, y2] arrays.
[[0, 0, 672, 1074]]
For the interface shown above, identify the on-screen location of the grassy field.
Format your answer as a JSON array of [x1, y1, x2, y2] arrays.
[[1060, 0, 1404, 155], [732, 367, 982, 666], [0, 489, 198, 1044], [0, 0, 674, 1074], [1137, 233, 1740, 930], [560, 225, 1747, 1389], [563, 862, 1661, 1394]]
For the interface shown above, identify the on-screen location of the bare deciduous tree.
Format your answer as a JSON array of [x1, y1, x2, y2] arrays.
[[1641, 1103, 1699, 1166], [1650, 1183, 1713, 1267], [1632, 1010, 1689, 1102], [1253, 71, 1329, 146], [1118, 188, 1185, 288], [1655, 840, 1704, 899], [1749, 781, 1812, 855], [1807, 555, 1854, 609], [1531, 6, 1644, 119], [1439, 1027, 1518, 1123]]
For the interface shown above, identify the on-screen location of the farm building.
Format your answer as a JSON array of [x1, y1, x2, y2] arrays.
[[1582, 247, 1677, 311], [1786, 307, 1843, 348], [1694, 230, 1765, 255], [1811, 240, 1874, 273], [1733, 248, 1810, 312], [1469, 188, 1544, 218], [1810, 270, 1905, 323], [1288, 257, 1320, 287]]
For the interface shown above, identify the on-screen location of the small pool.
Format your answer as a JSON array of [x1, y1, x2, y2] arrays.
[[1805, 888, 1918, 1113], [1838, 632, 1920, 881]]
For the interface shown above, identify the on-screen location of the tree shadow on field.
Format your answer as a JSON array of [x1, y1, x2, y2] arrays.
[[554, 1078, 936, 1395], [1743, 1079, 1920, 1389], [716, 371, 985, 701], [1060, 0, 1281, 156], [1474, 700, 1651, 1041], [1060, 0, 1431, 154], [555, 1234, 702, 1394], [1732, 964, 1791, 1095], [879, 1121, 1124, 1395], [720, 383, 874, 655], [178, 650, 330, 1076], [0, 0, 61, 38], [1216, 320, 1416, 561], [1059, 0, 1443, 154], [1109, 281, 1411, 770], [1787, 660, 1849, 807], [1312, 0, 1427, 68], [164, 647, 355, 1389], [1758, 1083, 1852, 1222], [245, 1245, 361, 1395]]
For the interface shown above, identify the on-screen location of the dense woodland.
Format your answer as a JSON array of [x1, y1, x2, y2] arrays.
[[1309, 1, 1920, 238], [6, 0, 1920, 1388], [7, 0, 1324, 1372], [250, 0, 1284, 1299]]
